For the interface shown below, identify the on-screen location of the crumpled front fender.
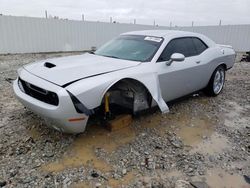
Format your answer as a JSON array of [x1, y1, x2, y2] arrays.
[[128, 73, 169, 113], [66, 66, 169, 114]]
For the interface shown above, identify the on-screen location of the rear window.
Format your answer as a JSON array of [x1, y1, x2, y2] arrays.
[[192, 38, 208, 54]]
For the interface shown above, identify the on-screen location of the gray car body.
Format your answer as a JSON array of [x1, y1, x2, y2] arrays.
[[13, 30, 236, 133]]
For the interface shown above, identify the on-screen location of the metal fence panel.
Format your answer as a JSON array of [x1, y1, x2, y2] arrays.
[[178, 25, 250, 52], [0, 16, 167, 54], [0, 15, 250, 54]]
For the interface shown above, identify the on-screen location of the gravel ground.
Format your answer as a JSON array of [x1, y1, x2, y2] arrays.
[[0, 53, 249, 188]]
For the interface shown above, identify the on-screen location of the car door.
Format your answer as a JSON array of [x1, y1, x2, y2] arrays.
[[156, 37, 208, 102]]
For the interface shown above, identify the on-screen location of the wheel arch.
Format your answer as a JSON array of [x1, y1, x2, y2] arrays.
[[98, 74, 169, 113], [218, 63, 227, 70], [100, 77, 152, 104], [209, 63, 227, 82]]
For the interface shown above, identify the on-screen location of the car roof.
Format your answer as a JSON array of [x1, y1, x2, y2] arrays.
[[122, 30, 196, 37], [121, 30, 216, 47]]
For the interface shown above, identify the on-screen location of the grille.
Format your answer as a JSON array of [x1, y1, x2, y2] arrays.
[[18, 78, 59, 106]]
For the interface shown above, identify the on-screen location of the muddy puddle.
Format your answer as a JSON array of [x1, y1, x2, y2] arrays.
[[41, 103, 238, 186], [162, 109, 232, 156], [188, 167, 250, 188], [204, 168, 249, 188], [223, 101, 250, 130], [42, 112, 168, 173], [190, 133, 231, 155], [134, 109, 215, 145], [41, 109, 222, 171], [135, 109, 232, 157], [175, 115, 214, 146], [43, 124, 136, 173], [134, 112, 165, 129]]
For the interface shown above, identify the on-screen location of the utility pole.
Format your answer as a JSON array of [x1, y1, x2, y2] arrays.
[[219, 20, 222, 26], [82, 14, 84, 21], [170, 21, 172, 28], [153, 20, 156, 26], [45, 10, 48, 19], [110, 17, 112, 23], [192, 21, 194, 27], [134, 19, 136, 24]]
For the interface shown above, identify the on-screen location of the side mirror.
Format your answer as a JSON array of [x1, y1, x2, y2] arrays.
[[166, 53, 185, 66]]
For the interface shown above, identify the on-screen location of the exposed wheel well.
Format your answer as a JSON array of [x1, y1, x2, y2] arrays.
[[102, 78, 152, 114]]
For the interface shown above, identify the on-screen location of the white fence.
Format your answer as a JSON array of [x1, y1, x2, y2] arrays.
[[178, 25, 250, 52], [0, 15, 250, 54], [0, 16, 167, 54]]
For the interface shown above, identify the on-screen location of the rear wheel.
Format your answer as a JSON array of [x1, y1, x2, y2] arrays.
[[205, 65, 225, 96]]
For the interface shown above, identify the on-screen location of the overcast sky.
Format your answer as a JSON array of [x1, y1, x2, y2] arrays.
[[1, 0, 250, 26]]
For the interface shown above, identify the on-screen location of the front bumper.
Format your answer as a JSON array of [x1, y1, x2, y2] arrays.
[[13, 69, 89, 133]]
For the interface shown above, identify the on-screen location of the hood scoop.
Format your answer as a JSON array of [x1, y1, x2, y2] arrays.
[[44, 62, 56, 68]]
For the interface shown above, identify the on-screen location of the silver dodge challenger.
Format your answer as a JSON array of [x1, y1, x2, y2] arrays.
[[13, 30, 236, 133]]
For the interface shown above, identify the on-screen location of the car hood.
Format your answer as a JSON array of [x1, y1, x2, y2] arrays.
[[23, 53, 141, 86]]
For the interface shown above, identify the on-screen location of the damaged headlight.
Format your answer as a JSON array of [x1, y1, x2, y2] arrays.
[[67, 91, 93, 116]]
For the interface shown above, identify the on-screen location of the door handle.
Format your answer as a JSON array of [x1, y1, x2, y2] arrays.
[[196, 61, 201, 64]]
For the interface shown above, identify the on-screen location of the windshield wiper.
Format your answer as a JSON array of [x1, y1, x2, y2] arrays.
[[88, 51, 95, 54]]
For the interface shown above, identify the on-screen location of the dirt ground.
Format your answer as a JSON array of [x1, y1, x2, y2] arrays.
[[0, 53, 249, 188]]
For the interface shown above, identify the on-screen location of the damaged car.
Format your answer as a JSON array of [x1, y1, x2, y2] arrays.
[[13, 30, 236, 133]]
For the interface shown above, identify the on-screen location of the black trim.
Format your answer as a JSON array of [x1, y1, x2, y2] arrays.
[[44, 62, 56, 68], [62, 71, 114, 88], [157, 36, 209, 62], [18, 78, 59, 106], [67, 91, 94, 115]]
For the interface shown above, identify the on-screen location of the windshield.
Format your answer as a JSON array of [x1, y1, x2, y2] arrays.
[[94, 35, 164, 62]]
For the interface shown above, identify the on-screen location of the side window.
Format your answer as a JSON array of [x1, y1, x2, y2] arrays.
[[157, 38, 197, 62], [184, 38, 198, 57], [192, 38, 208, 55]]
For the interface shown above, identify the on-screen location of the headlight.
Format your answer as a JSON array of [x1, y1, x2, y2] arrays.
[[18, 78, 25, 92]]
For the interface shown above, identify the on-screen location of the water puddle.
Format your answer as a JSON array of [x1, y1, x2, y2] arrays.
[[134, 109, 215, 145], [190, 133, 231, 155], [134, 112, 163, 129], [224, 101, 250, 129], [204, 168, 249, 188], [43, 124, 136, 173], [175, 115, 214, 146]]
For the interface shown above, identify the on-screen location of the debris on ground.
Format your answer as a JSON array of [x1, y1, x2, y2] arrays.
[[0, 53, 249, 187], [241, 51, 250, 62]]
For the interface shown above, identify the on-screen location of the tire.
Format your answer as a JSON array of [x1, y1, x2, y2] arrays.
[[204, 65, 226, 96]]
